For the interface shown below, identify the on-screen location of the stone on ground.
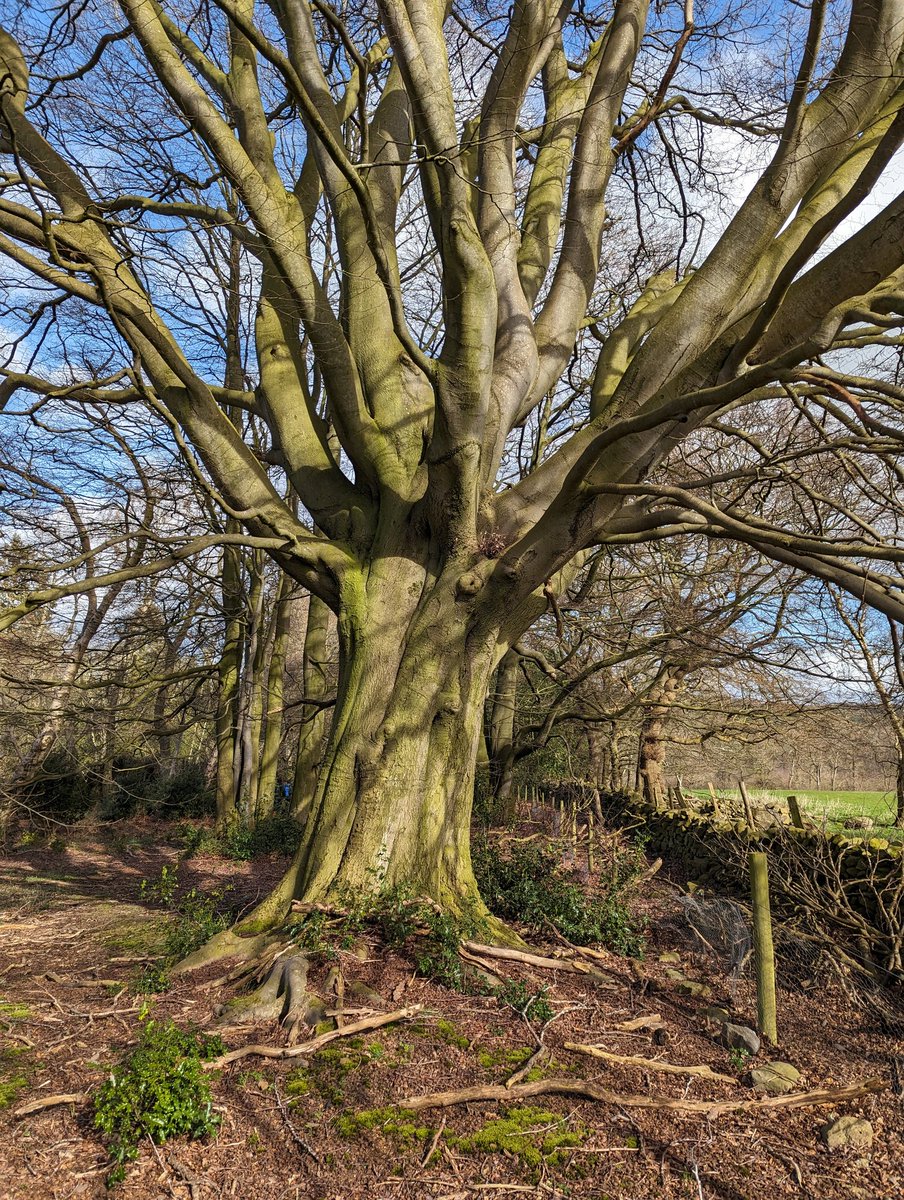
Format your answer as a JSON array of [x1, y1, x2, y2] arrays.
[[720, 1022, 761, 1056], [749, 1061, 800, 1094], [821, 1115, 874, 1151]]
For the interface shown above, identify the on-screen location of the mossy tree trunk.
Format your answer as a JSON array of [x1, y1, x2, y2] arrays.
[[6, 2, 904, 942], [291, 593, 333, 826], [486, 649, 520, 825], [250, 561, 524, 929], [637, 664, 687, 808], [255, 573, 294, 821]]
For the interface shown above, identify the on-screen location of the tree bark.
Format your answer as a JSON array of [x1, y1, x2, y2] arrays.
[[637, 664, 687, 808], [486, 649, 519, 824], [246, 569, 505, 930], [255, 573, 294, 821], [214, 535, 245, 829], [291, 593, 333, 826]]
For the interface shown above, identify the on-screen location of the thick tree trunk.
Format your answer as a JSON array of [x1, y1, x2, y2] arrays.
[[587, 724, 622, 791], [255, 574, 293, 821], [637, 665, 686, 808], [895, 744, 904, 828], [291, 594, 333, 825], [246, 568, 504, 930], [486, 649, 519, 824], [214, 534, 244, 829]]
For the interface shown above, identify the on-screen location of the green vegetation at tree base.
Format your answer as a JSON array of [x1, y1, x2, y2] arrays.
[[289, 882, 472, 991], [136, 866, 231, 967], [472, 838, 646, 957]]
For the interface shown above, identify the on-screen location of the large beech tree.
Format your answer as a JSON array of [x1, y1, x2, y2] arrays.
[[2, 0, 904, 927]]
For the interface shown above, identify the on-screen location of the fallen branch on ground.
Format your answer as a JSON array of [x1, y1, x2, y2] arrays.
[[204, 1003, 424, 1069], [14, 1092, 89, 1118], [462, 941, 591, 973], [613, 1013, 664, 1032], [396, 1075, 886, 1115], [565, 1042, 736, 1084]]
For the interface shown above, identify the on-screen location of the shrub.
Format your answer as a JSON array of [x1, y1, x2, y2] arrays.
[[179, 813, 304, 861], [92, 1017, 223, 1184], [219, 811, 304, 860], [473, 837, 646, 957], [145, 761, 214, 819], [137, 866, 231, 962]]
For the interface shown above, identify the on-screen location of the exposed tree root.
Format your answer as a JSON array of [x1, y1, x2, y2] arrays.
[[216, 951, 325, 1037], [204, 1003, 425, 1070], [396, 1075, 887, 1114], [172, 927, 276, 975]]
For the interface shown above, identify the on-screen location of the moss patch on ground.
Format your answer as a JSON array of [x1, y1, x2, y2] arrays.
[[334, 1106, 431, 1144], [0, 1047, 33, 1110], [286, 1038, 389, 1105], [447, 1106, 586, 1169], [476, 1045, 533, 1070]]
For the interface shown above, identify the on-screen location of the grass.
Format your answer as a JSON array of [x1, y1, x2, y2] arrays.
[[702, 787, 904, 841]]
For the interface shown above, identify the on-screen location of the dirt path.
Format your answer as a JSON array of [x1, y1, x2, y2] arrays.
[[0, 823, 901, 1199]]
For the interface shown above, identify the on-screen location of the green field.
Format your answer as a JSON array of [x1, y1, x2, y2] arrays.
[[748, 788, 903, 841]]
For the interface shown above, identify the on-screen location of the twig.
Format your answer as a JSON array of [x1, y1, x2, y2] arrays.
[[168, 1155, 203, 1200], [505, 1044, 548, 1089], [273, 1080, 320, 1163], [14, 1092, 89, 1118], [565, 1042, 736, 1084], [204, 1003, 424, 1069], [397, 1075, 887, 1115], [420, 1116, 446, 1168], [765, 1145, 804, 1187]]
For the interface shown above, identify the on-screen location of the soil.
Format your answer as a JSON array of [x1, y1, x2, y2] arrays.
[[0, 816, 901, 1200]]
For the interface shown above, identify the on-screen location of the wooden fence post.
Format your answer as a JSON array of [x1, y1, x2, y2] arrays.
[[738, 779, 755, 829], [749, 851, 778, 1044], [787, 794, 804, 828], [707, 781, 722, 818]]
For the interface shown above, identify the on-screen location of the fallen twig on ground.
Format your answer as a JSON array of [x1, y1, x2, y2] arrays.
[[14, 1092, 90, 1118], [396, 1075, 887, 1115], [204, 1003, 425, 1069], [273, 1079, 319, 1162], [420, 1116, 446, 1168], [565, 1042, 735, 1083], [505, 1044, 548, 1088]]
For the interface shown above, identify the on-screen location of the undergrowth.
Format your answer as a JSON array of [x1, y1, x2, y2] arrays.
[[472, 836, 647, 957], [133, 867, 232, 989], [92, 1016, 224, 1185], [492, 979, 555, 1025], [179, 813, 303, 861], [289, 882, 473, 991]]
